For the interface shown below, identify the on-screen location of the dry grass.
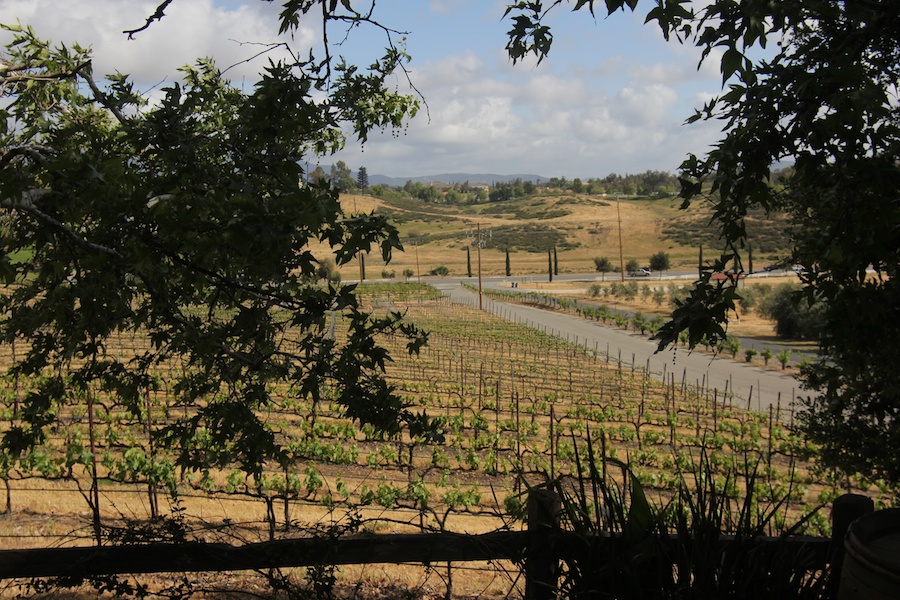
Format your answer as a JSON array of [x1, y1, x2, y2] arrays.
[[329, 193, 782, 280]]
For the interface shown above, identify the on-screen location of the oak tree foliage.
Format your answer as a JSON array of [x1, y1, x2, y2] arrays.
[[0, 2, 436, 481], [505, 0, 900, 481]]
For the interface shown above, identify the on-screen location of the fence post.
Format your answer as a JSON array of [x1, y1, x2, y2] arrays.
[[829, 493, 874, 597], [526, 489, 559, 600], [832, 493, 874, 554]]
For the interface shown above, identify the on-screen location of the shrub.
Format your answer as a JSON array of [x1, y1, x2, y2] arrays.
[[758, 283, 826, 339], [429, 265, 449, 276], [632, 312, 650, 334], [668, 285, 691, 307], [777, 349, 793, 369], [722, 336, 741, 358], [623, 281, 639, 301], [738, 283, 772, 313], [316, 257, 338, 282]]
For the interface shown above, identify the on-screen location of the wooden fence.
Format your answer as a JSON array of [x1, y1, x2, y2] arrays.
[[0, 492, 873, 599]]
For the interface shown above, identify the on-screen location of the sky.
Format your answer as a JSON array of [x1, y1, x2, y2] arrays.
[[1, 0, 729, 180]]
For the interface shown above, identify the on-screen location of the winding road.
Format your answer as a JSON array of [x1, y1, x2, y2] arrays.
[[430, 278, 808, 413]]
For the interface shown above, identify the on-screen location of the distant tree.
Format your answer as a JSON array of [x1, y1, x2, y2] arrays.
[[330, 160, 355, 192], [310, 165, 327, 185], [466, 246, 472, 278], [586, 179, 604, 195], [594, 256, 613, 281], [505, 248, 511, 277], [649, 251, 671, 275], [758, 284, 827, 339], [553, 247, 559, 275], [571, 178, 583, 193], [626, 259, 640, 276], [548, 176, 568, 189], [316, 258, 339, 283], [445, 189, 463, 204], [409, 183, 439, 202], [430, 265, 449, 277], [368, 183, 395, 198], [548, 250, 553, 282], [357, 166, 369, 193], [402, 268, 415, 281], [488, 184, 513, 202]]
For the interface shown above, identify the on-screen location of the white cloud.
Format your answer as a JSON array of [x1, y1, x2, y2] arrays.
[[1, 0, 300, 85], [614, 82, 678, 124], [1, 1, 730, 178]]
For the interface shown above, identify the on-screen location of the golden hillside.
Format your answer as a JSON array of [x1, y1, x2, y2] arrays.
[[330, 192, 790, 279]]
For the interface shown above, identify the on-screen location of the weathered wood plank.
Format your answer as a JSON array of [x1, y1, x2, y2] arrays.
[[0, 530, 833, 581], [0, 531, 528, 579]]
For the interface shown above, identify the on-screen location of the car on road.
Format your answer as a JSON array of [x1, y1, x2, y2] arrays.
[[637, 267, 651, 277]]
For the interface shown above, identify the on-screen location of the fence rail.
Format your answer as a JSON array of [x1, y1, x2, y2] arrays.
[[0, 492, 871, 600]]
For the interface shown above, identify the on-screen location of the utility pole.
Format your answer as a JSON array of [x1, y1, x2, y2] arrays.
[[477, 223, 484, 310], [617, 195, 625, 281], [415, 242, 421, 283], [353, 195, 365, 282]]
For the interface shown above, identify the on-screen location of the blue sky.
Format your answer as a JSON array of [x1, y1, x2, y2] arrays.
[[1, 0, 728, 180]]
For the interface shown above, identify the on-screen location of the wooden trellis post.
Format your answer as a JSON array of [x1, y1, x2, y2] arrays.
[[526, 489, 560, 600]]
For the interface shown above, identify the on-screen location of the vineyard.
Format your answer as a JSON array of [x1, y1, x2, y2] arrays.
[[0, 283, 890, 597]]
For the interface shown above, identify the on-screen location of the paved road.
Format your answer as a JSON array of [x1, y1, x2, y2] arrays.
[[475, 274, 813, 359], [431, 279, 807, 413]]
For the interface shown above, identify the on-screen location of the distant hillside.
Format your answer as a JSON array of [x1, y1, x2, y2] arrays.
[[332, 190, 791, 277], [369, 173, 547, 187]]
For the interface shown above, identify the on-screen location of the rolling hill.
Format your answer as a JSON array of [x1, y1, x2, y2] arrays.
[[368, 172, 546, 187], [332, 191, 791, 279]]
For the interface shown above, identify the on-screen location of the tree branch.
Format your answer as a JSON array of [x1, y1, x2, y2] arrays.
[[0, 60, 91, 86], [123, 0, 176, 39], [1, 191, 124, 261], [0, 145, 54, 170], [81, 70, 128, 124]]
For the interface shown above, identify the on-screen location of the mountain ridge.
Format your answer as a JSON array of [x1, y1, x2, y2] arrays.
[[368, 172, 547, 187]]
